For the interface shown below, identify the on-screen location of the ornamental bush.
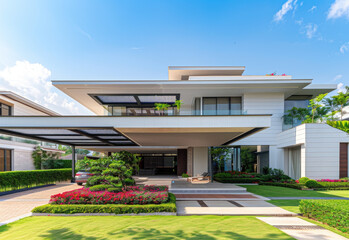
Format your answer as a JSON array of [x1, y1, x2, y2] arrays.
[[85, 151, 139, 192], [300, 200, 349, 233], [214, 177, 260, 183], [305, 180, 321, 188], [49, 185, 169, 205], [0, 169, 71, 191], [298, 177, 310, 184]]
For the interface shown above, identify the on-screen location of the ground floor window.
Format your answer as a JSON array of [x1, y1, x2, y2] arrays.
[[0, 149, 12, 171]]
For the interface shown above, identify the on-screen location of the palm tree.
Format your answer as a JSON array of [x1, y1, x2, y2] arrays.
[[308, 93, 327, 123], [333, 92, 349, 120], [315, 106, 330, 122], [324, 97, 339, 121]]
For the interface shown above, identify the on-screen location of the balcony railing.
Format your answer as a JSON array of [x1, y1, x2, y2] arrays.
[[105, 109, 248, 116]]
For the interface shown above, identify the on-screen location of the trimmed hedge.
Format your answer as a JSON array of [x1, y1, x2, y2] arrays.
[[32, 193, 177, 214], [214, 177, 260, 183], [310, 181, 349, 190], [0, 169, 71, 191], [259, 182, 302, 190], [42, 159, 72, 169], [300, 200, 349, 233]]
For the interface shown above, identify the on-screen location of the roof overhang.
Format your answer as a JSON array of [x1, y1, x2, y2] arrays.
[[292, 84, 337, 98], [0, 91, 60, 116], [52, 79, 313, 115], [0, 115, 271, 150]]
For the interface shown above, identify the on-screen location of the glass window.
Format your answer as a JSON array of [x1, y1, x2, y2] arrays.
[[194, 98, 201, 115], [217, 98, 230, 115], [0, 103, 12, 116], [5, 150, 11, 171], [203, 98, 216, 115], [0, 149, 12, 171], [230, 97, 242, 114], [0, 149, 4, 171]]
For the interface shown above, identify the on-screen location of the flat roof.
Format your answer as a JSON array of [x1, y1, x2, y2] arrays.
[[168, 66, 246, 80]]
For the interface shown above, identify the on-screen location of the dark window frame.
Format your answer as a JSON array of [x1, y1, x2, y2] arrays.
[[0, 148, 12, 171], [202, 97, 242, 115], [0, 103, 13, 116]]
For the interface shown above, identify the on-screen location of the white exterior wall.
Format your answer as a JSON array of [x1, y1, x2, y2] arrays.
[[0, 95, 48, 116], [235, 92, 284, 146], [0, 139, 36, 170], [193, 147, 208, 176], [277, 123, 349, 179]]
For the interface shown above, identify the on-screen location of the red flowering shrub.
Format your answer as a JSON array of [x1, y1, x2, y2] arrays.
[[49, 185, 169, 205]]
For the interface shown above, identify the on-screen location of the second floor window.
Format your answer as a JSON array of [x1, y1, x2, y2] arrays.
[[0, 103, 12, 116], [202, 97, 242, 115]]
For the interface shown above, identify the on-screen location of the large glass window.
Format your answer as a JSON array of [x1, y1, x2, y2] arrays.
[[0, 149, 12, 171], [284, 95, 312, 130], [0, 103, 12, 116], [203, 97, 242, 115]]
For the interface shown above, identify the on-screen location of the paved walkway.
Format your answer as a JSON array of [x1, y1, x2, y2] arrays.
[[258, 217, 348, 240], [0, 183, 79, 225]]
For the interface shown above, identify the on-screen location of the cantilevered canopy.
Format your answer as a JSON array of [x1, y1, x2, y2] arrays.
[[0, 115, 271, 149], [0, 127, 137, 147]]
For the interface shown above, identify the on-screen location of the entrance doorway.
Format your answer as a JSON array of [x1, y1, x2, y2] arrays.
[[138, 153, 177, 175]]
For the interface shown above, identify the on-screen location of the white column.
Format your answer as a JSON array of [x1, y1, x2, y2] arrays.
[[192, 147, 208, 176]]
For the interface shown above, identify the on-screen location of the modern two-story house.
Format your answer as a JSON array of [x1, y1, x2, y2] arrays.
[[0, 66, 348, 180]]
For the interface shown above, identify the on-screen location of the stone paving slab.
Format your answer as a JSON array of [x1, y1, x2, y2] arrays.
[[0, 183, 79, 224], [258, 217, 348, 240], [235, 200, 276, 207], [203, 200, 238, 207]]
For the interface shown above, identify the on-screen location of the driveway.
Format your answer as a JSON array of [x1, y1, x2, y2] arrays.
[[0, 183, 80, 225]]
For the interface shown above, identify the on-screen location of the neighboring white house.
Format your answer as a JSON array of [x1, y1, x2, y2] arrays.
[[0, 91, 61, 171], [0, 66, 347, 180]]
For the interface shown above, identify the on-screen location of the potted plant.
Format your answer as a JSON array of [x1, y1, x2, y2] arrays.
[[154, 103, 171, 115], [173, 100, 183, 115]]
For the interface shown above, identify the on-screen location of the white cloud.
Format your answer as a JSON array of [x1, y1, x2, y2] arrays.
[[337, 82, 346, 93], [340, 42, 349, 53], [308, 6, 317, 12], [333, 74, 343, 82], [274, 0, 297, 22], [328, 0, 349, 19], [0, 60, 91, 115], [304, 23, 318, 38]]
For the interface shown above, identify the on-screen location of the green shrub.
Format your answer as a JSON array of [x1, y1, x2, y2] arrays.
[[181, 173, 189, 178], [33, 193, 177, 214], [310, 181, 349, 189], [0, 169, 71, 191], [42, 159, 72, 169], [259, 181, 302, 190], [298, 177, 310, 184], [89, 184, 113, 192], [300, 200, 349, 233], [214, 177, 260, 183], [305, 180, 321, 188]]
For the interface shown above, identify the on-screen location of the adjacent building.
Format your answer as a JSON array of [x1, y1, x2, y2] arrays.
[[0, 91, 60, 171]]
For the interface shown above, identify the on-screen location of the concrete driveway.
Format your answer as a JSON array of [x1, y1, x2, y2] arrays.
[[0, 183, 80, 225]]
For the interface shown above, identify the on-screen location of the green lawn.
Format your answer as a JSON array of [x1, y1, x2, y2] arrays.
[[267, 200, 301, 214], [0, 216, 294, 240], [239, 185, 349, 198]]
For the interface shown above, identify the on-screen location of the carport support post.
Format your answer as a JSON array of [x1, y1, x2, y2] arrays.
[[208, 147, 213, 182], [71, 145, 76, 183]]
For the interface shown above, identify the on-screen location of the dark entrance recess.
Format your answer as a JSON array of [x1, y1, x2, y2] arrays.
[[340, 143, 348, 178], [177, 149, 187, 175], [138, 153, 177, 175]]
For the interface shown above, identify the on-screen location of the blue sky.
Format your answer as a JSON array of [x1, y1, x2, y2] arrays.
[[0, 0, 348, 114]]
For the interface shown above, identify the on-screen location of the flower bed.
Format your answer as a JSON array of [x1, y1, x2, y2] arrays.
[[300, 200, 349, 233], [33, 193, 176, 214], [50, 185, 169, 205]]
